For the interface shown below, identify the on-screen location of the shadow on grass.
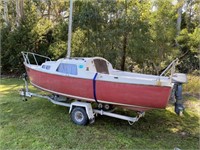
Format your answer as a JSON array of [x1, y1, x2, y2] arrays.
[[0, 78, 24, 95]]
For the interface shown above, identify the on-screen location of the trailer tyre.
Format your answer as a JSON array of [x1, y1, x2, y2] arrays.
[[71, 107, 88, 125]]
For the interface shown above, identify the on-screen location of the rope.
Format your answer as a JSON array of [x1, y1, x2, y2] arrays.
[[93, 72, 98, 103]]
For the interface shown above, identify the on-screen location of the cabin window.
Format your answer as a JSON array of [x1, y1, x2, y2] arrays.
[[42, 65, 51, 70], [46, 66, 51, 70], [57, 63, 77, 75], [94, 59, 109, 74]]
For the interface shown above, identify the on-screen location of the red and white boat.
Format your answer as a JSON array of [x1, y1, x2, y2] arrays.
[[22, 52, 187, 114], [20, 1, 188, 126]]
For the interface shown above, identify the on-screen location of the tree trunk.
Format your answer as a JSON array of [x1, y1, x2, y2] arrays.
[[186, 1, 192, 32], [16, 0, 24, 27], [152, 62, 160, 75], [120, 0, 128, 71], [3, 0, 9, 26], [176, 0, 183, 35], [120, 34, 127, 71], [47, 0, 51, 20], [19, 0, 24, 20], [16, 0, 20, 27]]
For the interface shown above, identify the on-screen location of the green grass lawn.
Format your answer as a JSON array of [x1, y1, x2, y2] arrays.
[[0, 77, 199, 149]]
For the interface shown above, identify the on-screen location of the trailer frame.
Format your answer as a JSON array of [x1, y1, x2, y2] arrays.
[[20, 75, 145, 125]]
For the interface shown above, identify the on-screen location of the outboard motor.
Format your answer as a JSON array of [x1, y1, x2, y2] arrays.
[[172, 73, 187, 115], [174, 83, 184, 115]]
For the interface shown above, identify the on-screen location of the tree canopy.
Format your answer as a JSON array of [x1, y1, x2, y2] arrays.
[[1, 0, 199, 75]]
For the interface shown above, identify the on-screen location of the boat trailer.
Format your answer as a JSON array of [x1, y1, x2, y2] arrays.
[[20, 74, 145, 126]]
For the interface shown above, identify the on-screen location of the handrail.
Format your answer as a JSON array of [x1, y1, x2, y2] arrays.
[[21, 51, 51, 65], [160, 58, 179, 77]]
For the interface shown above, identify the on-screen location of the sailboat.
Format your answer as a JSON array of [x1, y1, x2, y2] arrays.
[[21, 0, 187, 116]]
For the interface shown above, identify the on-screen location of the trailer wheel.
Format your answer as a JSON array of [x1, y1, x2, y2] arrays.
[[71, 107, 88, 125]]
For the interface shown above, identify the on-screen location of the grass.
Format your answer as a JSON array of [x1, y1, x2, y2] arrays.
[[0, 77, 199, 149], [183, 75, 200, 96]]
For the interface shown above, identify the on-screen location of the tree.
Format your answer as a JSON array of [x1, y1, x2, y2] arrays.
[[148, 0, 178, 74], [176, 0, 184, 35], [0, 0, 199, 75], [16, 0, 24, 27], [176, 0, 200, 74], [2, 0, 9, 26]]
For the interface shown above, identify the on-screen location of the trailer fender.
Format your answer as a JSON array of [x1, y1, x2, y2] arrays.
[[69, 102, 94, 121]]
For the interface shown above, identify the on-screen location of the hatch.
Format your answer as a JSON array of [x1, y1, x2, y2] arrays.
[[93, 59, 109, 74]]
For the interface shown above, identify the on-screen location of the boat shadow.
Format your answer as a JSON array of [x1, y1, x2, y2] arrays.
[[93, 106, 199, 138]]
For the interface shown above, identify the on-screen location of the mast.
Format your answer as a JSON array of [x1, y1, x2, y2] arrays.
[[66, 0, 73, 58]]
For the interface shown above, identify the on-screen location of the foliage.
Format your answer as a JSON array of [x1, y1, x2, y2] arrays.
[[148, 0, 178, 74], [183, 75, 200, 95], [176, 28, 200, 73], [1, 0, 199, 74], [175, 0, 200, 73], [1, 1, 51, 73]]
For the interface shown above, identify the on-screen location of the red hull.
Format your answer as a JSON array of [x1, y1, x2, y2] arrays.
[[26, 67, 172, 111]]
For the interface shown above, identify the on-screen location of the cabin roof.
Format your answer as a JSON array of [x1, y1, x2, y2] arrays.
[[56, 57, 111, 65], [42, 56, 113, 75]]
